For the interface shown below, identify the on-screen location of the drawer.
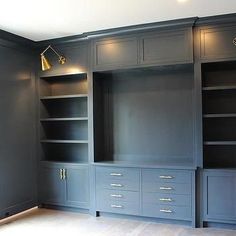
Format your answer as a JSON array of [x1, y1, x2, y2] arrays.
[[96, 178, 139, 191], [143, 182, 191, 195], [142, 169, 192, 184], [97, 200, 140, 215], [96, 166, 139, 181], [142, 192, 191, 207], [97, 189, 139, 203], [142, 203, 191, 221]]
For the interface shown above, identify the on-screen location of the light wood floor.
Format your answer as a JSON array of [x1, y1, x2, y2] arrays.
[[0, 208, 235, 236]]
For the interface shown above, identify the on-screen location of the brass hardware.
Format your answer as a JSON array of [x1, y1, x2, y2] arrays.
[[233, 37, 236, 46], [62, 169, 66, 180], [110, 194, 123, 198], [40, 45, 66, 71], [111, 204, 123, 208], [110, 183, 123, 187], [59, 169, 63, 180], [159, 175, 174, 179], [160, 209, 173, 213], [159, 198, 173, 202], [159, 187, 173, 190], [110, 173, 123, 176]]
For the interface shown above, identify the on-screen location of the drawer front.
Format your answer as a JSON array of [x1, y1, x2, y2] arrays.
[[96, 179, 139, 191], [143, 203, 191, 221], [96, 166, 140, 181], [97, 200, 140, 215], [143, 192, 191, 207], [97, 189, 139, 202], [142, 169, 192, 185], [140, 28, 193, 65], [200, 24, 236, 61], [94, 37, 138, 70], [143, 182, 191, 195]]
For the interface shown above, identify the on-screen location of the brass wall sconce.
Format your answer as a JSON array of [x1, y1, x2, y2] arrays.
[[40, 45, 66, 71]]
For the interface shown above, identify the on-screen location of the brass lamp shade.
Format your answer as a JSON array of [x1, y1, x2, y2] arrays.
[[41, 54, 51, 71]]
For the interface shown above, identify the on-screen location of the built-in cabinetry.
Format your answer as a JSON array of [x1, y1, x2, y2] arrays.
[[203, 169, 236, 226], [38, 73, 90, 209], [40, 163, 89, 209], [199, 19, 236, 228], [95, 166, 195, 226], [92, 21, 196, 225], [93, 24, 194, 71]]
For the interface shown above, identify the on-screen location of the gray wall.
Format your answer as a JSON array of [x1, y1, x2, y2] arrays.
[[0, 37, 37, 218]]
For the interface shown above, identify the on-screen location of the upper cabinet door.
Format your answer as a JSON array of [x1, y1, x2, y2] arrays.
[[93, 37, 138, 70], [140, 28, 193, 66], [200, 24, 236, 61]]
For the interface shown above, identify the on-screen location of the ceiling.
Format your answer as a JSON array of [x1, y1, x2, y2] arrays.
[[1, 0, 236, 41]]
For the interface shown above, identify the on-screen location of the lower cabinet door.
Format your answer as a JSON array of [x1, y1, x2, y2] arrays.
[[204, 170, 236, 222], [40, 166, 66, 205], [65, 166, 89, 209]]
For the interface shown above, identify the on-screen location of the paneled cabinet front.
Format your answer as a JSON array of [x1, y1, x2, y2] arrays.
[[200, 24, 236, 61], [203, 170, 236, 223], [140, 28, 193, 65], [40, 164, 89, 209], [93, 37, 138, 70]]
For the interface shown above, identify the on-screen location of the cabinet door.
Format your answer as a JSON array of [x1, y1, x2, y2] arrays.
[[204, 170, 236, 222], [65, 166, 89, 209], [40, 167, 65, 205], [93, 37, 138, 70], [140, 28, 193, 65], [200, 24, 236, 61]]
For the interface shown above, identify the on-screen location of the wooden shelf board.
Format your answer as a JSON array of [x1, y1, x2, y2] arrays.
[[202, 85, 236, 91], [40, 117, 88, 121], [204, 141, 236, 145], [203, 113, 236, 118], [40, 94, 88, 100], [40, 140, 88, 144]]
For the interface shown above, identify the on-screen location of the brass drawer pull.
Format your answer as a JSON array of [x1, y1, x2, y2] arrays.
[[160, 187, 173, 190], [110, 194, 123, 198], [111, 204, 123, 208], [160, 209, 173, 213], [159, 198, 173, 202], [159, 175, 174, 179], [110, 183, 123, 187], [110, 173, 123, 176]]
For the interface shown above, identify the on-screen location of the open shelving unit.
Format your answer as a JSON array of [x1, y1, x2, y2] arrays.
[[39, 73, 89, 164], [202, 61, 236, 168]]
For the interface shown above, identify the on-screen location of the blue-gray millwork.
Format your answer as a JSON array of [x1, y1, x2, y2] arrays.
[[0, 13, 236, 230]]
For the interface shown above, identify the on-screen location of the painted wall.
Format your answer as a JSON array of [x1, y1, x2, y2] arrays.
[[0, 36, 37, 218]]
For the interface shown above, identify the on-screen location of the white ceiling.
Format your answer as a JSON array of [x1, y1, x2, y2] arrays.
[[0, 0, 236, 41]]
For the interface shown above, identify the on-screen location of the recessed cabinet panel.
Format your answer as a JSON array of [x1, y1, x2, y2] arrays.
[[40, 167, 65, 205], [200, 25, 236, 61], [204, 170, 236, 222], [65, 167, 89, 208], [140, 29, 193, 65], [94, 37, 138, 69]]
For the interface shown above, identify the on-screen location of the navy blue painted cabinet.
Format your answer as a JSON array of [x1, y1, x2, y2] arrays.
[[40, 163, 89, 209], [203, 170, 236, 224]]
